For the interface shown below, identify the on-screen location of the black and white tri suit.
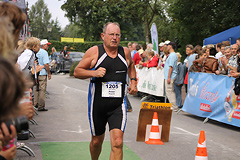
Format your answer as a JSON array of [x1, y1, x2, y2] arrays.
[[88, 44, 128, 136]]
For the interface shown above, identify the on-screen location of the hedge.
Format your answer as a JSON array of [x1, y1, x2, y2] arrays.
[[48, 40, 146, 53]]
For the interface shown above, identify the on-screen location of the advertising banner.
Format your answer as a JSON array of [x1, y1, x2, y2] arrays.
[[182, 72, 240, 127], [150, 23, 158, 54], [136, 67, 164, 97]]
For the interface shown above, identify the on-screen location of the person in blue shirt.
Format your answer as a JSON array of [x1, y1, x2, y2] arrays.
[[34, 39, 51, 111], [164, 42, 178, 111]]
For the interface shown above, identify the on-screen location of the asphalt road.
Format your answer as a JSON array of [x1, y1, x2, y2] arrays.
[[16, 74, 240, 160]]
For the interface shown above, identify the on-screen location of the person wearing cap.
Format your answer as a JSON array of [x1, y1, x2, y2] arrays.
[[34, 39, 51, 111], [164, 42, 178, 110], [157, 42, 165, 64]]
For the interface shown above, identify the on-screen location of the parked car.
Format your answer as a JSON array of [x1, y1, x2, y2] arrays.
[[50, 52, 84, 73]]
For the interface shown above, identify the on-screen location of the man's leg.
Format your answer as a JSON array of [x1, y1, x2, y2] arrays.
[[109, 129, 123, 160], [165, 79, 177, 109], [90, 134, 105, 160], [33, 85, 39, 107], [38, 75, 47, 110]]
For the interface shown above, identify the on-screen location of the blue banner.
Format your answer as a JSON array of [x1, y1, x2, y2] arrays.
[[182, 72, 240, 127]]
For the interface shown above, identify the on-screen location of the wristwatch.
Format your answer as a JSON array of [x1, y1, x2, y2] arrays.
[[131, 78, 137, 81]]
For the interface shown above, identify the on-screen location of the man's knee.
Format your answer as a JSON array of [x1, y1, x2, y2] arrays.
[[111, 137, 123, 149], [91, 137, 104, 148]]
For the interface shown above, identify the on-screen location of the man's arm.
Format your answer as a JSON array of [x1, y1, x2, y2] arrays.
[[44, 63, 51, 80], [74, 46, 106, 79], [167, 66, 173, 84], [124, 47, 138, 95]]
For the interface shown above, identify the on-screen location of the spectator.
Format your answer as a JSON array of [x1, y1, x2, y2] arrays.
[[174, 53, 184, 109], [229, 48, 240, 78], [236, 38, 240, 47], [61, 46, 69, 58], [131, 42, 138, 58], [127, 42, 133, 52], [34, 39, 52, 111], [0, 2, 26, 47], [139, 50, 158, 68], [222, 41, 231, 46], [164, 42, 178, 110], [193, 48, 218, 73], [193, 45, 202, 55], [0, 57, 26, 160], [158, 42, 165, 58], [16, 40, 25, 56], [0, 17, 16, 62], [220, 44, 226, 55], [50, 47, 58, 61], [157, 42, 169, 69], [133, 49, 144, 65], [205, 44, 214, 57], [227, 44, 238, 74], [17, 37, 41, 78], [186, 44, 197, 69], [215, 43, 223, 59]]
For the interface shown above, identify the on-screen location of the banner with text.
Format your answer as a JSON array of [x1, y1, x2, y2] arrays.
[[182, 72, 240, 127], [136, 67, 164, 97]]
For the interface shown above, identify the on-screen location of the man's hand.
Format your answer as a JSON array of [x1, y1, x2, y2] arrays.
[[0, 123, 16, 149], [128, 82, 138, 95], [139, 61, 143, 65], [215, 70, 220, 75], [19, 102, 35, 120], [229, 70, 239, 78], [94, 67, 106, 78], [167, 78, 171, 84], [48, 74, 51, 80]]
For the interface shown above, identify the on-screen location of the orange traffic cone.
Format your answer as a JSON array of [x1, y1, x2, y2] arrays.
[[145, 112, 164, 145], [195, 130, 208, 160]]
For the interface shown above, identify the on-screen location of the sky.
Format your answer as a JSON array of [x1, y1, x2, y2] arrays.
[[27, 0, 70, 30]]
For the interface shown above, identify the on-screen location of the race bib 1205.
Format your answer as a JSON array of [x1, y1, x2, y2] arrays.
[[102, 81, 122, 98]]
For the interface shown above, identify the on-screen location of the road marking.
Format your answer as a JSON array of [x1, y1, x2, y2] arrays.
[[174, 127, 199, 136], [62, 125, 89, 133], [63, 85, 88, 94]]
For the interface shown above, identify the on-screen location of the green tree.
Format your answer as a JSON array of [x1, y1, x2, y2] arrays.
[[29, 0, 51, 39], [61, 0, 147, 41], [49, 18, 62, 41]]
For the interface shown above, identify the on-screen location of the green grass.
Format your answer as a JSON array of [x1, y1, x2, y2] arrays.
[[40, 141, 141, 160]]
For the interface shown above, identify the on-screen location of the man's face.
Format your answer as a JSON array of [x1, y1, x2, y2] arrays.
[[186, 47, 193, 56], [225, 48, 232, 59], [221, 46, 225, 54], [231, 44, 238, 56], [43, 44, 49, 51], [159, 46, 164, 52], [206, 48, 210, 57], [101, 24, 121, 49], [236, 40, 240, 47], [64, 46, 67, 50]]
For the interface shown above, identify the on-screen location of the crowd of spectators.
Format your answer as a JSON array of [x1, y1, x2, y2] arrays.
[[131, 37, 240, 111], [0, 2, 52, 159]]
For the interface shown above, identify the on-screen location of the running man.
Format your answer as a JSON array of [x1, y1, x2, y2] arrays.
[[74, 22, 138, 160]]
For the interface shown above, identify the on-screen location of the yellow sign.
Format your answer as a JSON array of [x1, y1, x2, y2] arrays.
[[61, 37, 84, 43], [74, 38, 84, 43], [61, 37, 73, 42], [141, 102, 171, 110]]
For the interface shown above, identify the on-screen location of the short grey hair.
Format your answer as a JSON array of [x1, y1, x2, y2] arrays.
[[102, 22, 120, 33], [224, 46, 231, 51]]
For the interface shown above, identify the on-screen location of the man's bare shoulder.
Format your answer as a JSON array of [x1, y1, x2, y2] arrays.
[[84, 46, 98, 58]]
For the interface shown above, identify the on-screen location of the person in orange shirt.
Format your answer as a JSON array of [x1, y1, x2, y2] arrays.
[[139, 50, 158, 68]]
